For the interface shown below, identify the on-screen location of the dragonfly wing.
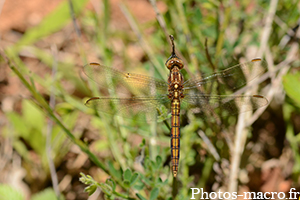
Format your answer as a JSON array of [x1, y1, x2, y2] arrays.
[[181, 94, 268, 118], [83, 63, 169, 96], [183, 59, 267, 95], [85, 95, 171, 121]]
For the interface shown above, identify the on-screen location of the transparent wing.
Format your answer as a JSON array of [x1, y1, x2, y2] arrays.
[[83, 63, 169, 96], [83, 59, 268, 121], [85, 95, 171, 121], [183, 59, 267, 95], [181, 94, 268, 118]]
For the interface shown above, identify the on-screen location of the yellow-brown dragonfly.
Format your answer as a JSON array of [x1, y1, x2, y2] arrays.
[[83, 35, 268, 177]]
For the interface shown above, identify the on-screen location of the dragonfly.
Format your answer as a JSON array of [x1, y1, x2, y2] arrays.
[[83, 35, 268, 177]]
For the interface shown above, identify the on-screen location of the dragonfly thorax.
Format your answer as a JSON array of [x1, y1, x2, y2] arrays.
[[168, 66, 185, 100]]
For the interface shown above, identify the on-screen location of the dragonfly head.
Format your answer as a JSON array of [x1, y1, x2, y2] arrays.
[[165, 57, 184, 70], [165, 35, 184, 70]]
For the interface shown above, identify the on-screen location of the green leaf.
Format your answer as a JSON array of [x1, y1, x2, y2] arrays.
[[99, 183, 112, 196], [133, 180, 145, 190], [23, 100, 44, 131], [123, 180, 130, 188], [6, 112, 28, 137], [106, 178, 116, 191], [123, 168, 132, 181], [130, 173, 139, 186], [139, 139, 146, 147], [150, 160, 156, 171], [283, 72, 300, 106], [149, 187, 159, 200], [0, 184, 24, 200], [136, 193, 147, 200], [84, 185, 97, 196], [157, 177, 163, 183], [6, 100, 46, 156], [156, 155, 162, 168], [108, 161, 122, 180]]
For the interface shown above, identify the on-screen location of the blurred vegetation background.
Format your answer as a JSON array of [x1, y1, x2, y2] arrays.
[[0, 0, 300, 199]]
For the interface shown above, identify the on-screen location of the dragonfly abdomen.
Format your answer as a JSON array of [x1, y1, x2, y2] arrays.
[[171, 99, 180, 177]]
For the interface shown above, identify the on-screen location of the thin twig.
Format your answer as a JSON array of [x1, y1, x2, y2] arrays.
[[148, 0, 169, 40], [228, 0, 278, 193], [247, 42, 298, 126], [256, 0, 278, 58], [68, 0, 81, 37], [119, 3, 165, 76], [68, 0, 87, 62], [198, 130, 220, 161]]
